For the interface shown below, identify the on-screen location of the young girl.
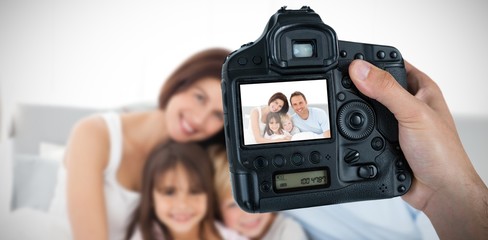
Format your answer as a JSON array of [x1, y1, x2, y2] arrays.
[[125, 141, 244, 240], [263, 112, 291, 141], [211, 145, 308, 240], [280, 113, 300, 136], [247, 92, 289, 144]]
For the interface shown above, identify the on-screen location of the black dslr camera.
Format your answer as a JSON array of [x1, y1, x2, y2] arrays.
[[221, 6, 412, 213]]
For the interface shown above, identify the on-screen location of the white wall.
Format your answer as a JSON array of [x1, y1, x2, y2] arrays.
[[1, 0, 488, 140]]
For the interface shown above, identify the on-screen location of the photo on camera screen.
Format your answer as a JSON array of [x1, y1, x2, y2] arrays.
[[240, 79, 330, 145]]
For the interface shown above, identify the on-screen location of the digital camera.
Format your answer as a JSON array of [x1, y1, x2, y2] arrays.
[[221, 6, 412, 213]]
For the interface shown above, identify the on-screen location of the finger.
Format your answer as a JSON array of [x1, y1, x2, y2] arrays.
[[348, 60, 424, 120], [404, 60, 456, 128]]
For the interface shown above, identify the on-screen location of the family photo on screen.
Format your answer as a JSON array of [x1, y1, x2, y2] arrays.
[[239, 80, 331, 145]]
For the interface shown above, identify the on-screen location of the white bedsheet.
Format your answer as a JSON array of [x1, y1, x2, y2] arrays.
[[1, 208, 69, 240]]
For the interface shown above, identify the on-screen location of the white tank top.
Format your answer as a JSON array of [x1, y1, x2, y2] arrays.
[[245, 107, 266, 144], [48, 112, 140, 240]]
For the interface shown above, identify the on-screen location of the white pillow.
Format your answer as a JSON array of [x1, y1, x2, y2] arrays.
[[39, 142, 66, 162]]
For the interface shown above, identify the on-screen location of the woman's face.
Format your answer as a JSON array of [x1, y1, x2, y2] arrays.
[[268, 98, 285, 113], [165, 77, 224, 142], [153, 164, 207, 236], [220, 191, 274, 239]]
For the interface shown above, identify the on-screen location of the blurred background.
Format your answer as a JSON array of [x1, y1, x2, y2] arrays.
[[1, 0, 487, 236]]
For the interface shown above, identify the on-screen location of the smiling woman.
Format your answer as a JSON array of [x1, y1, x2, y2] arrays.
[[45, 48, 231, 240]]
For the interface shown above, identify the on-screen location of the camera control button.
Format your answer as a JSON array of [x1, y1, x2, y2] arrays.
[[238, 57, 248, 65], [377, 51, 386, 59], [341, 76, 353, 89], [349, 112, 365, 129], [390, 51, 398, 59], [397, 185, 407, 193], [273, 155, 286, 168], [338, 101, 375, 140], [253, 156, 268, 169], [337, 92, 346, 101], [340, 50, 347, 58], [396, 159, 405, 168], [252, 56, 262, 65], [357, 164, 377, 179], [291, 153, 304, 166], [371, 137, 384, 151], [344, 149, 360, 164], [260, 181, 271, 192], [397, 173, 406, 182], [309, 151, 321, 164], [354, 53, 364, 60]]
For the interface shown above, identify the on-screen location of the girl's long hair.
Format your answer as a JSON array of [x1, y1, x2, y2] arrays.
[[263, 112, 284, 136], [125, 141, 219, 240]]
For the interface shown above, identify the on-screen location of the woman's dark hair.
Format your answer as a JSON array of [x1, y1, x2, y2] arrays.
[[158, 48, 231, 148], [268, 92, 289, 114], [158, 48, 230, 109], [125, 141, 219, 240], [263, 112, 284, 136]]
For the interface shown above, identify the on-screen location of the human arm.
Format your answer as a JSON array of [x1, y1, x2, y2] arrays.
[[316, 108, 331, 138], [348, 59, 488, 239], [322, 130, 331, 138], [64, 116, 110, 240]]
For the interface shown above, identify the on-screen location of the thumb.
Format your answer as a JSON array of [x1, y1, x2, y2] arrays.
[[348, 60, 421, 119]]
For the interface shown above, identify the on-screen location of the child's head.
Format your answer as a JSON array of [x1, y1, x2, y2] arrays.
[[211, 145, 275, 239], [281, 113, 294, 132], [264, 112, 284, 136], [127, 141, 218, 240]]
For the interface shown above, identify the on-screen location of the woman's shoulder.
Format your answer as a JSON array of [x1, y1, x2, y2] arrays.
[[71, 114, 110, 142], [64, 114, 113, 169]]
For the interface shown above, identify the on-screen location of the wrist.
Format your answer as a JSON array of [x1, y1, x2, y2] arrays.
[[423, 167, 488, 239]]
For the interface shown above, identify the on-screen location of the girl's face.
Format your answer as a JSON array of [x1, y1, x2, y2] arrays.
[[153, 163, 207, 236], [165, 77, 224, 142], [268, 98, 285, 113], [282, 119, 293, 132], [268, 117, 281, 133], [220, 191, 274, 239]]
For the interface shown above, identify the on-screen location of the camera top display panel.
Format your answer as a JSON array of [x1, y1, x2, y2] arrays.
[[239, 79, 331, 145]]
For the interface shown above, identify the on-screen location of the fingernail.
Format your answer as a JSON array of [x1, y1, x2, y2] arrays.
[[353, 60, 371, 81]]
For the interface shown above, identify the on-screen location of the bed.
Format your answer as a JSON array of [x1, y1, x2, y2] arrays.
[[1, 102, 487, 239]]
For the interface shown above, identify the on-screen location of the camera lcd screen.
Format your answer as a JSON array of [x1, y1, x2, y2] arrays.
[[274, 168, 329, 191], [239, 79, 330, 145]]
